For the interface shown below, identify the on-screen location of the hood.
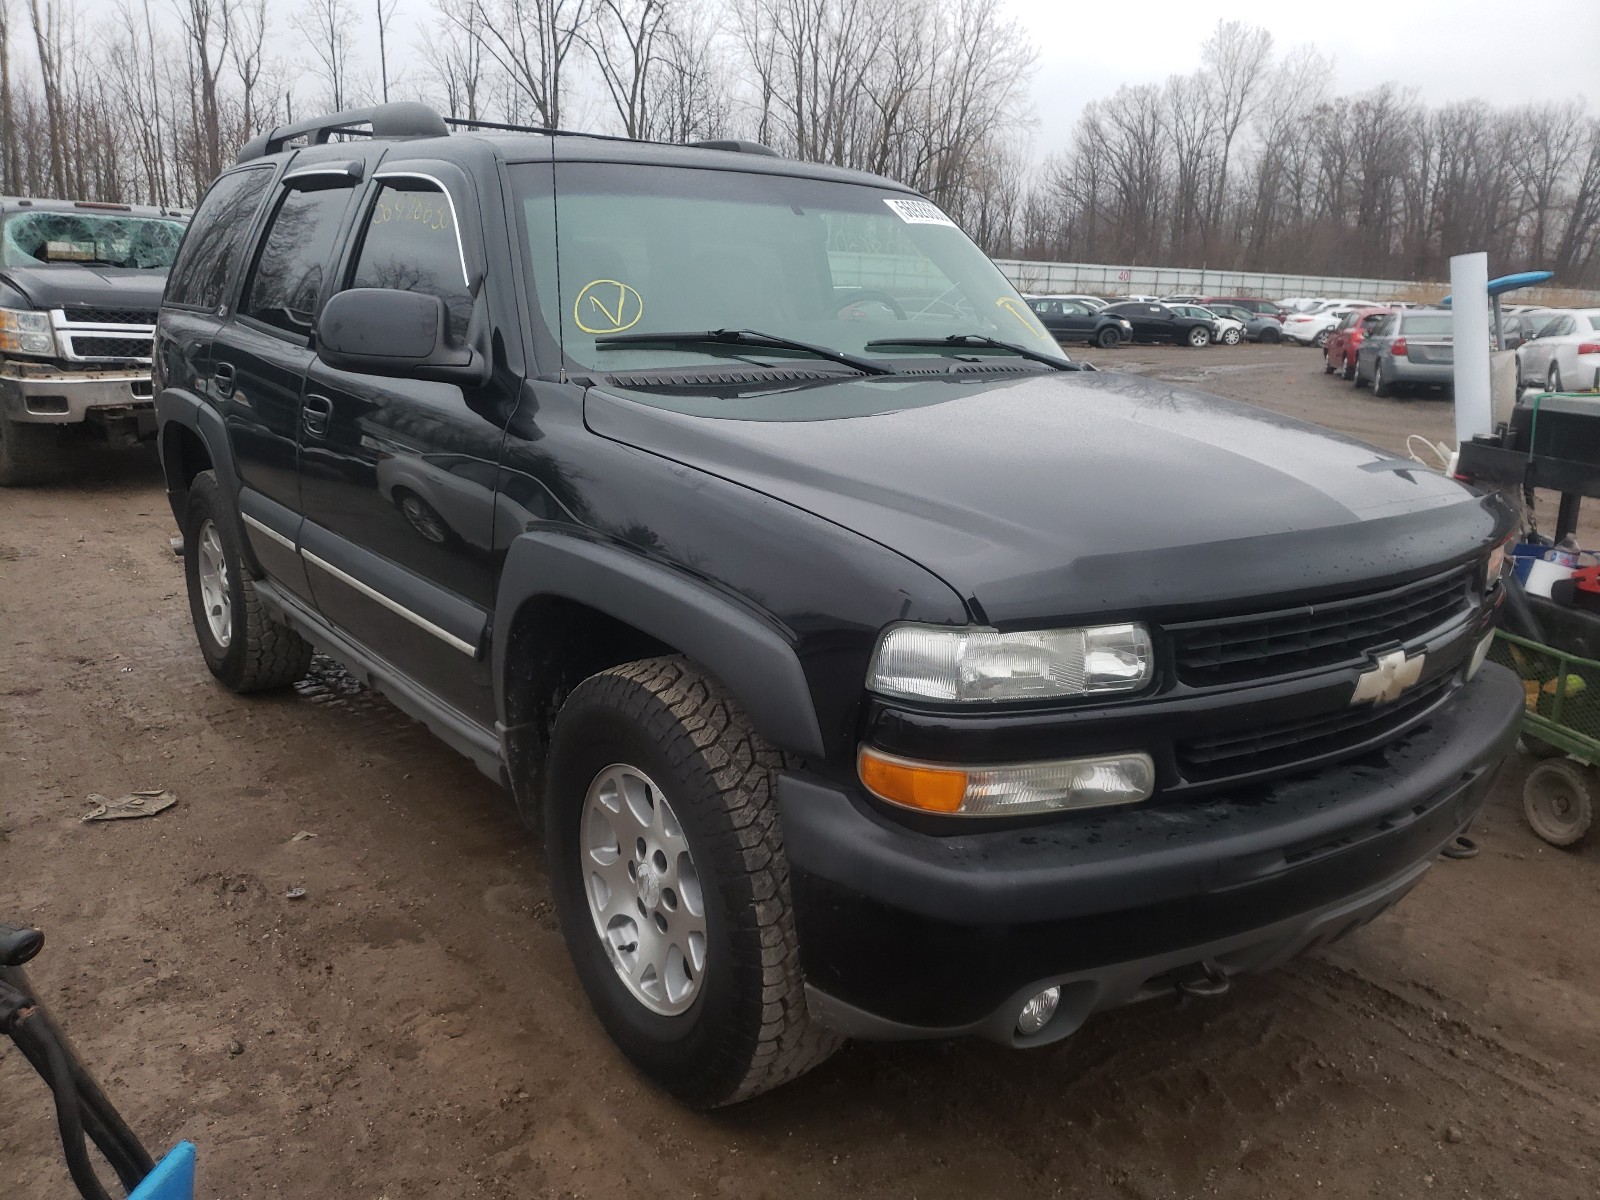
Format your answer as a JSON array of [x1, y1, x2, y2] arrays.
[[584, 369, 1507, 626], [0, 264, 167, 313]]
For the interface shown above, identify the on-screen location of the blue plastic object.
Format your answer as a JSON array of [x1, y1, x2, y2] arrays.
[[1441, 270, 1555, 305], [128, 1142, 196, 1200]]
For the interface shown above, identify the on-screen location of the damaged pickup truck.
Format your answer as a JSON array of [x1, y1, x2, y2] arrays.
[[0, 198, 186, 484]]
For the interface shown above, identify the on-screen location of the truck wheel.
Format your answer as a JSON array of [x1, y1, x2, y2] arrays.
[[1522, 760, 1594, 847], [0, 414, 65, 486], [544, 656, 842, 1107], [1187, 326, 1210, 348], [183, 470, 313, 692], [1095, 326, 1120, 349], [1372, 362, 1394, 398]]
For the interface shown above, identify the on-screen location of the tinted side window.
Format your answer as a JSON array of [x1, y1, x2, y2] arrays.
[[164, 169, 272, 310], [348, 183, 473, 339], [243, 187, 354, 336]]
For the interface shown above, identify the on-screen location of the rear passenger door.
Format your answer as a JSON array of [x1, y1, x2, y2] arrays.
[[296, 166, 508, 726], [214, 170, 361, 601]]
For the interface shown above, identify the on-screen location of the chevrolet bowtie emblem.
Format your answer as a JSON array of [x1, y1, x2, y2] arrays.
[[1351, 649, 1426, 705]]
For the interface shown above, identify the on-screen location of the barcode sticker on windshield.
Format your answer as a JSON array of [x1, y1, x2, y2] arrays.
[[884, 198, 956, 227]]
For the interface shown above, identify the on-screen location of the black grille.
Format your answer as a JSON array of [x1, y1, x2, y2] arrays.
[[61, 306, 157, 326], [1169, 566, 1475, 687], [70, 335, 152, 360], [1176, 672, 1456, 783]]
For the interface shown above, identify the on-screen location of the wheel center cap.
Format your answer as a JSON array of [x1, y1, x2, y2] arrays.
[[636, 863, 663, 909]]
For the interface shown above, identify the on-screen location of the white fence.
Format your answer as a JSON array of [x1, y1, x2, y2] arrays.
[[992, 259, 1600, 307]]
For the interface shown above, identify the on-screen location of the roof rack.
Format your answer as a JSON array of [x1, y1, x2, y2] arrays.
[[235, 102, 784, 164], [236, 101, 449, 163]]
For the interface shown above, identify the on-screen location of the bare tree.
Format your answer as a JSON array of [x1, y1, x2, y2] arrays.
[[26, 0, 70, 193], [0, 0, 17, 190], [585, 0, 667, 138], [461, 0, 590, 127], [374, 0, 396, 102], [171, 0, 231, 187], [293, 0, 356, 112]]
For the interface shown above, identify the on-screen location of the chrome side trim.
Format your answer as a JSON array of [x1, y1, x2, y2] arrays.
[[371, 170, 470, 286], [241, 512, 295, 552], [300, 548, 476, 655]]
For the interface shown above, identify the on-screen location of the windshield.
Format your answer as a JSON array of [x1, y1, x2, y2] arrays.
[[1, 210, 186, 270], [514, 162, 1065, 373]]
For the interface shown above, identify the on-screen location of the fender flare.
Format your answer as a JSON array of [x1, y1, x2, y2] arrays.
[[492, 531, 827, 759], [155, 388, 260, 574]]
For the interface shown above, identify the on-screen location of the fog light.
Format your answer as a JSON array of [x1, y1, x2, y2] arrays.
[[1467, 630, 1494, 680], [1016, 986, 1061, 1036]]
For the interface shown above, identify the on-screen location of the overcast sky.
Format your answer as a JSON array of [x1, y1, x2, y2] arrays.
[[1008, 0, 1600, 156], [54, 0, 1600, 157]]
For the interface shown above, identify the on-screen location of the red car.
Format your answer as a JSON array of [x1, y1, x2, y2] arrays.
[[1324, 307, 1398, 379]]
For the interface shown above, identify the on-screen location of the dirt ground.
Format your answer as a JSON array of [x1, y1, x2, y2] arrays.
[[4, 342, 1600, 1199]]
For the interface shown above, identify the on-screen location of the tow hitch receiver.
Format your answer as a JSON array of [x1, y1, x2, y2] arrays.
[[1171, 960, 1231, 999]]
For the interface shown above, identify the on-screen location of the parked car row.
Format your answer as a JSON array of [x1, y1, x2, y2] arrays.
[[1024, 294, 1284, 347], [1511, 307, 1600, 392]]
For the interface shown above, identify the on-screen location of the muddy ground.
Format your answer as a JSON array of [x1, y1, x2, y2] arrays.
[[3, 342, 1599, 1199]]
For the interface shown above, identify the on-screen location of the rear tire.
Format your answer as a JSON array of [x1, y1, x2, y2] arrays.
[[1313, 329, 1331, 349], [184, 470, 313, 692], [1523, 760, 1594, 847], [1549, 363, 1563, 392], [1187, 326, 1210, 348], [544, 656, 842, 1107], [0, 414, 66, 486], [1341, 355, 1355, 381], [1372, 362, 1394, 398], [1322, 348, 1335, 374]]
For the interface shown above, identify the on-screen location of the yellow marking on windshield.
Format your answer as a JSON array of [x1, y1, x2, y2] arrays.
[[574, 279, 644, 335], [994, 296, 1056, 346]]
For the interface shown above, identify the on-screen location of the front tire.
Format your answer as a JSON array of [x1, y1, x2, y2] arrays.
[[1095, 326, 1120, 349], [544, 656, 841, 1107], [1187, 325, 1211, 348], [0, 414, 65, 486], [1222, 327, 1241, 346], [183, 470, 313, 692]]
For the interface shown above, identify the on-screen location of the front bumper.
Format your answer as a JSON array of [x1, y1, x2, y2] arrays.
[[781, 663, 1522, 1043], [0, 362, 154, 424]]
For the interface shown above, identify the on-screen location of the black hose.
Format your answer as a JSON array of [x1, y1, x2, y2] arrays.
[[13, 1013, 115, 1200]]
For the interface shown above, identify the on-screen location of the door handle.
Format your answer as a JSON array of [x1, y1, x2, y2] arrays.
[[302, 393, 334, 440], [213, 361, 236, 398]]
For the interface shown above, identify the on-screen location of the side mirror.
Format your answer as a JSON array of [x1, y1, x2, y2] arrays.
[[316, 288, 488, 385]]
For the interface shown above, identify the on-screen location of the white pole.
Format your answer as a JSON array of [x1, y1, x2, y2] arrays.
[[1451, 252, 1492, 446]]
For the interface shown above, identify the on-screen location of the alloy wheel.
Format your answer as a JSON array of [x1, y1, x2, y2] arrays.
[[195, 519, 232, 649], [580, 763, 707, 1016]]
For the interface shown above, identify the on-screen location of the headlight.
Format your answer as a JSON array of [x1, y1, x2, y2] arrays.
[[859, 746, 1156, 816], [0, 307, 55, 357], [1485, 539, 1510, 593], [868, 622, 1154, 703]]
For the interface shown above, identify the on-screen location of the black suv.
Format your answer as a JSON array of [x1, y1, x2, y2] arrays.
[[155, 103, 1524, 1108]]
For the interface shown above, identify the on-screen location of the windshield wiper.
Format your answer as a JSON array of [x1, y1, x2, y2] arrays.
[[594, 328, 895, 376], [866, 334, 1075, 370]]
